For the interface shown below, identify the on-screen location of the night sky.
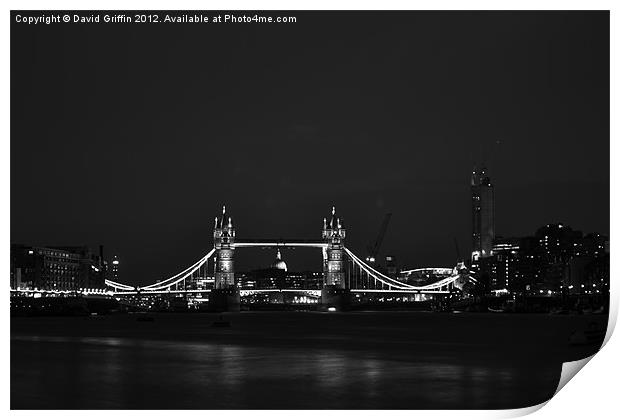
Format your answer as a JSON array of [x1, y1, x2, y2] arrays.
[[11, 11, 609, 286]]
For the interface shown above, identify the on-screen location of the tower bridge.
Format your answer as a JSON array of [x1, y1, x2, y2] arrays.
[[100, 206, 479, 310], [36, 206, 477, 310]]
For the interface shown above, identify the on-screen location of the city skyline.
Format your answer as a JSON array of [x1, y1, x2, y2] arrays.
[[10, 166, 609, 287], [11, 11, 609, 284], [11, 198, 609, 291]]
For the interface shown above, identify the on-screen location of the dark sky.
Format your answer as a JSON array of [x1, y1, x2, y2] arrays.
[[11, 11, 609, 286]]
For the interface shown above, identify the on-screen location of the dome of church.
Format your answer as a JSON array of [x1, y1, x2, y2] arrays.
[[271, 249, 287, 272]]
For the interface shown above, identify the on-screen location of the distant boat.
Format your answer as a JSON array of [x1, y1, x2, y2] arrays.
[[549, 308, 569, 315]]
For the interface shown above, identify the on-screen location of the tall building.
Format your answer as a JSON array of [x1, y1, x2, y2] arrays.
[[485, 237, 536, 294], [471, 166, 495, 260], [534, 223, 582, 291]]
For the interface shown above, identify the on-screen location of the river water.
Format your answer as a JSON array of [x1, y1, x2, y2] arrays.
[[11, 311, 605, 409]]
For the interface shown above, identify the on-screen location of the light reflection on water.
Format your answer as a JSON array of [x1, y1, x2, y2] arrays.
[[11, 334, 557, 409]]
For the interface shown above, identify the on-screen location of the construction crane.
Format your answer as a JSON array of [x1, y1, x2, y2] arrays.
[[453, 237, 462, 263], [366, 213, 392, 265]]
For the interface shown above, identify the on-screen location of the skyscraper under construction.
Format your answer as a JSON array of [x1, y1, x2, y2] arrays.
[[471, 167, 495, 260]]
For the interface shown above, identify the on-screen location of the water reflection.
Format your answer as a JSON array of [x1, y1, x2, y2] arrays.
[[11, 334, 558, 409]]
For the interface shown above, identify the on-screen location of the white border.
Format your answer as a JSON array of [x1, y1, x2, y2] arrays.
[[3, 2, 616, 419]]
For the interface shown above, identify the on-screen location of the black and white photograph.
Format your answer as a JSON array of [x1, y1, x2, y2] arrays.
[[7, 4, 614, 414]]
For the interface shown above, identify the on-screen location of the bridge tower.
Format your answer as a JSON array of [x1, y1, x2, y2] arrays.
[[322, 206, 346, 287], [210, 206, 240, 312], [214, 205, 235, 289], [320, 206, 351, 310]]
